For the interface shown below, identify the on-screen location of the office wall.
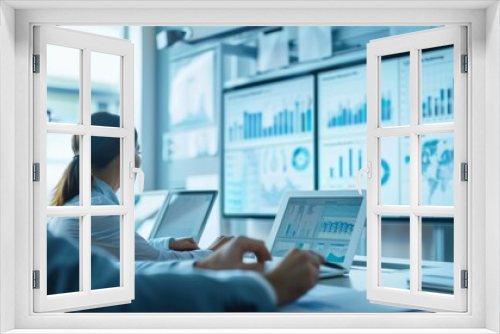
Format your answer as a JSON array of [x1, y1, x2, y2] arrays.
[[0, 2, 16, 332]]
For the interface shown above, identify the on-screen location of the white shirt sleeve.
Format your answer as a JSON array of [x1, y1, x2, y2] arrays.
[[135, 233, 213, 261], [148, 236, 175, 250]]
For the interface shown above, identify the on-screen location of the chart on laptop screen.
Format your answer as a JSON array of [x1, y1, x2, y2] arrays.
[[271, 197, 362, 263]]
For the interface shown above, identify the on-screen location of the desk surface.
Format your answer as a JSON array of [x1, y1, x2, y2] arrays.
[[280, 266, 422, 312]]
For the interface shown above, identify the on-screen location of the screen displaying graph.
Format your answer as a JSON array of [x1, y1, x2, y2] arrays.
[[318, 46, 454, 206], [168, 51, 215, 130], [223, 76, 315, 215], [319, 64, 369, 131], [271, 197, 363, 264], [420, 46, 455, 124]]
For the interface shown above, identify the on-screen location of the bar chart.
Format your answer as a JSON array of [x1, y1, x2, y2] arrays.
[[319, 63, 400, 135], [324, 93, 396, 129], [421, 46, 454, 124], [224, 76, 315, 216], [227, 98, 313, 143], [317, 220, 354, 240], [319, 138, 367, 190], [319, 64, 368, 133]]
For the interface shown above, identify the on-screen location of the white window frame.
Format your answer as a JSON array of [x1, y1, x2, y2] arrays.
[[1, 2, 498, 333], [33, 26, 136, 312], [365, 26, 467, 312]]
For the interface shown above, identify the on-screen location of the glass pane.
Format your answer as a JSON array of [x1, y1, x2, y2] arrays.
[[400, 136, 411, 206], [47, 216, 80, 295], [91, 136, 121, 205], [91, 215, 120, 290], [380, 52, 410, 127], [317, 65, 367, 191], [47, 133, 80, 206], [381, 136, 409, 205], [421, 216, 454, 295], [421, 133, 454, 206], [91, 52, 121, 122], [421, 46, 454, 124], [47, 44, 81, 124], [380, 215, 410, 290]]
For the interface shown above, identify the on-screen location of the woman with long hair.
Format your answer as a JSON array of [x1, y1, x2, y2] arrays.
[[48, 112, 229, 261]]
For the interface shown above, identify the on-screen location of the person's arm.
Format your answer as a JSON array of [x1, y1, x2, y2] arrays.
[[125, 270, 276, 312], [136, 233, 213, 261], [47, 231, 276, 312]]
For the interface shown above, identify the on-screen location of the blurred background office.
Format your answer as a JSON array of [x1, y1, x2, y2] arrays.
[[46, 26, 454, 287]]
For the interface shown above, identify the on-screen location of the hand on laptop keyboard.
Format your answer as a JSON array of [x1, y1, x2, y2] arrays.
[[207, 236, 234, 252], [168, 237, 200, 251], [194, 236, 271, 271], [264, 249, 324, 306]]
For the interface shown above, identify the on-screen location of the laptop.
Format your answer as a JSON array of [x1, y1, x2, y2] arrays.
[[149, 190, 218, 243], [134, 190, 169, 239], [265, 190, 367, 278]]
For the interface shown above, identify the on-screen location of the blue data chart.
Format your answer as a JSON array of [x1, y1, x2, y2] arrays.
[[271, 197, 362, 262], [318, 63, 401, 138], [224, 143, 315, 216], [224, 76, 315, 146], [319, 136, 367, 191], [292, 147, 311, 171], [420, 46, 454, 124], [318, 65, 369, 134], [224, 76, 315, 216], [227, 104, 313, 143], [319, 47, 455, 206]]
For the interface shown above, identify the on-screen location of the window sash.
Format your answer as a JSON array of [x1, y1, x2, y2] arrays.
[[366, 26, 467, 312], [33, 25, 136, 313]]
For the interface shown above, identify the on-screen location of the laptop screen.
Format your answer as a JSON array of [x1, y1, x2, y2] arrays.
[[271, 196, 363, 265], [152, 191, 217, 242], [135, 191, 169, 239]]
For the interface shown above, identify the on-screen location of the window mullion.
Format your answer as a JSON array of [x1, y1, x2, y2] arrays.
[[82, 48, 91, 208], [82, 214, 91, 293], [409, 48, 420, 294], [81, 47, 92, 295]]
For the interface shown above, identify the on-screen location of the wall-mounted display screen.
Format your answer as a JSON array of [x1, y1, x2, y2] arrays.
[[318, 46, 454, 206], [223, 76, 315, 216], [168, 51, 215, 130]]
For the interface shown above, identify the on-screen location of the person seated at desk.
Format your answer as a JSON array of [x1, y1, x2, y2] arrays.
[[48, 112, 229, 262], [48, 231, 324, 312]]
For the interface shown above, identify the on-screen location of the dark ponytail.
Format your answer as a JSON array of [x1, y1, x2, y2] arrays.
[[51, 112, 131, 206], [51, 135, 80, 206]]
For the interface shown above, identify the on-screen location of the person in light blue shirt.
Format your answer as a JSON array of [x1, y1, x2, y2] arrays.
[[48, 112, 229, 262], [47, 231, 323, 312]]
